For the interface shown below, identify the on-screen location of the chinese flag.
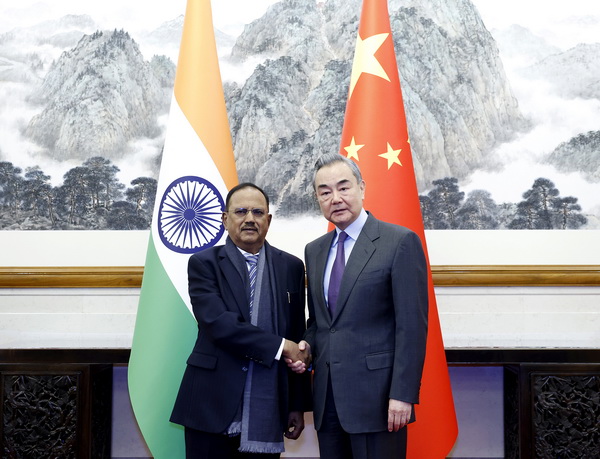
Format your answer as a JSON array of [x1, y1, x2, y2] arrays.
[[339, 0, 458, 456]]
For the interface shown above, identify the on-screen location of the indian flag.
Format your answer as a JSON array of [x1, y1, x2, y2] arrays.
[[128, 0, 238, 457]]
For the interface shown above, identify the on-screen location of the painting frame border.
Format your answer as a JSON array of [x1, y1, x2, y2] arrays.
[[1, 264, 599, 288]]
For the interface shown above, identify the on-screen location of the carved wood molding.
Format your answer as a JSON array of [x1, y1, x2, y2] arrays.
[[432, 265, 600, 286], [1, 265, 599, 288], [0, 267, 143, 288]]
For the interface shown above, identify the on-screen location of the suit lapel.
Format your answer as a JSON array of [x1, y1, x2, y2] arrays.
[[220, 238, 251, 321], [333, 216, 379, 321]]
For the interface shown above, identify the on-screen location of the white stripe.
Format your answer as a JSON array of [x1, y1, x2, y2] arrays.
[[151, 95, 229, 314]]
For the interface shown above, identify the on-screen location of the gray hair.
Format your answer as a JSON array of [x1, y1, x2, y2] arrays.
[[312, 153, 363, 190]]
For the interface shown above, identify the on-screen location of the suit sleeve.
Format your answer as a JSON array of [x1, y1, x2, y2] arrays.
[[389, 230, 429, 404], [188, 254, 282, 367], [302, 244, 317, 351], [286, 257, 313, 413]]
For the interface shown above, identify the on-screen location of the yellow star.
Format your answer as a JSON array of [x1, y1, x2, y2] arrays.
[[344, 137, 364, 161], [349, 32, 390, 98], [378, 143, 402, 169]]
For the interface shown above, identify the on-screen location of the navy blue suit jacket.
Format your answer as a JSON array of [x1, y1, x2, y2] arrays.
[[171, 239, 311, 433]]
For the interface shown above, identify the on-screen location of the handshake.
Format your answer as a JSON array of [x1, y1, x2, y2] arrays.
[[282, 339, 312, 374]]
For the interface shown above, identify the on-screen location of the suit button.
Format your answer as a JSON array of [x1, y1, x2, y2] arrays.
[[330, 328, 336, 333], [242, 366, 248, 372]]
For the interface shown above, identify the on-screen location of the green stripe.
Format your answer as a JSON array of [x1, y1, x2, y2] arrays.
[[129, 234, 197, 459]]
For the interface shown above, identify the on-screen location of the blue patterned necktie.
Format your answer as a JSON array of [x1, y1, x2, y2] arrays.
[[327, 231, 348, 317], [245, 254, 259, 317]]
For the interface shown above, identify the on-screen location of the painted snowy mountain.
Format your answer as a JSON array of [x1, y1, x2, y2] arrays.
[[224, 0, 527, 214], [25, 29, 173, 161], [521, 43, 600, 100]]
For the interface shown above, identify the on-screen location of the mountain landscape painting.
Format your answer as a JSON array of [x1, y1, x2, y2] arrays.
[[0, 0, 599, 230]]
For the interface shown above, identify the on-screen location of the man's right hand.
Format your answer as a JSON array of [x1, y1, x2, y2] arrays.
[[283, 340, 311, 374]]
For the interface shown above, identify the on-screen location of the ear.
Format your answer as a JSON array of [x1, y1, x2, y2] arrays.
[[359, 180, 366, 198]]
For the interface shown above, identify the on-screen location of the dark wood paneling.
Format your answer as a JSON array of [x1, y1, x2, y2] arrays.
[[0, 362, 112, 458]]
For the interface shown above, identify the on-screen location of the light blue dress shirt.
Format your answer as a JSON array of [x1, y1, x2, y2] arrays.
[[323, 209, 368, 305]]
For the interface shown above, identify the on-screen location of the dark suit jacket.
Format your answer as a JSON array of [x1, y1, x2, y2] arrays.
[[304, 214, 428, 434], [171, 239, 311, 434]]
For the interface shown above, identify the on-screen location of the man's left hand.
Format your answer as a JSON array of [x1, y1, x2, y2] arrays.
[[388, 399, 412, 432], [284, 411, 305, 440]]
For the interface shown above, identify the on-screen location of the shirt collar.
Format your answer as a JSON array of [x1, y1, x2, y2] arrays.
[[335, 209, 367, 243], [237, 245, 264, 257]]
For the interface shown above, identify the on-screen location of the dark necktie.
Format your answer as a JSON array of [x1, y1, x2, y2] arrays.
[[327, 231, 348, 316], [245, 254, 259, 317]]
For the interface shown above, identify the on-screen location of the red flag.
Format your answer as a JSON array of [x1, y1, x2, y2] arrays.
[[339, 0, 458, 456]]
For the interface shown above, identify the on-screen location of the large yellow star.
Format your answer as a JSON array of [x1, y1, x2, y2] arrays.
[[349, 32, 390, 98], [378, 143, 402, 169], [344, 137, 364, 160]]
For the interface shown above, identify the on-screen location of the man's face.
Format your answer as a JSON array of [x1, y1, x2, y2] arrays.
[[222, 187, 272, 254], [314, 161, 365, 230]]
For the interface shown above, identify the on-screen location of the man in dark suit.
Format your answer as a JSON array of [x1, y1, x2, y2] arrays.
[[171, 183, 311, 459], [289, 153, 428, 459]]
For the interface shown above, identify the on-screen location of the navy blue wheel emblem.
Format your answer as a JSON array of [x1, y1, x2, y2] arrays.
[[158, 176, 225, 254]]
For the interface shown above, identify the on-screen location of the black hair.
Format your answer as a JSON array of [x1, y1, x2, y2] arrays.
[[224, 182, 270, 211]]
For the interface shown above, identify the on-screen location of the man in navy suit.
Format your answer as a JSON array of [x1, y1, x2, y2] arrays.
[[171, 183, 311, 458], [289, 154, 428, 459]]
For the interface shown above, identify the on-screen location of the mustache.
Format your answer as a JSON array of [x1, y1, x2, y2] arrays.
[[242, 223, 257, 230]]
